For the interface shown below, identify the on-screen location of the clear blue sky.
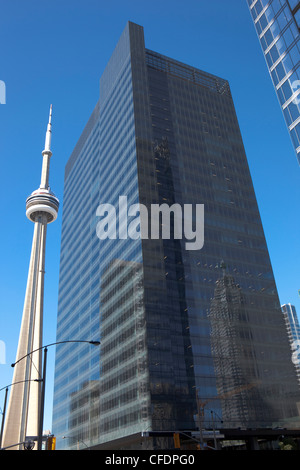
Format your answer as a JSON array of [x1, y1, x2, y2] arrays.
[[0, 0, 299, 433]]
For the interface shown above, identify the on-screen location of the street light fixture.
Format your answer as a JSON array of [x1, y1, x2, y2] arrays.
[[1, 439, 36, 451], [8, 339, 100, 450], [62, 435, 89, 450]]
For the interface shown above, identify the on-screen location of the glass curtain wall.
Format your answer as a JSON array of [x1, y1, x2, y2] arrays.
[[52, 103, 102, 449], [97, 24, 150, 444], [247, 0, 300, 165], [53, 21, 300, 450], [141, 47, 300, 432]]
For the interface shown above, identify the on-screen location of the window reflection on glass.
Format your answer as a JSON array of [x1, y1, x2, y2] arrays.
[[272, 0, 283, 16], [282, 51, 294, 73], [291, 121, 300, 146], [284, 99, 300, 124], [260, 13, 269, 30], [277, 8, 290, 31], [265, 5, 274, 22], [270, 19, 280, 38], [289, 41, 300, 65], [283, 25, 295, 48], [252, 0, 263, 18], [276, 37, 286, 55], [295, 9, 300, 27], [288, 0, 300, 11]]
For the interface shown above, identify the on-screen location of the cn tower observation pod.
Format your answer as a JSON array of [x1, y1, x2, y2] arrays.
[[26, 187, 59, 223]]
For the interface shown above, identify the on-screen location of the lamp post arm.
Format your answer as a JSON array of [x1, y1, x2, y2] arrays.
[[0, 379, 43, 394], [11, 340, 100, 367]]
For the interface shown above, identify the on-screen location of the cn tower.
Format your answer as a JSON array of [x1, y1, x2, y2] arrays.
[[2, 106, 59, 450]]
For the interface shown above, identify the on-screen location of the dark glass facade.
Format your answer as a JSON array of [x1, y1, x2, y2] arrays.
[[247, 0, 300, 166], [52, 22, 300, 450]]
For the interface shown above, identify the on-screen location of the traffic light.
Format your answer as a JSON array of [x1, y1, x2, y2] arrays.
[[173, 433, 180, 449], [46, 436, 56, 450]]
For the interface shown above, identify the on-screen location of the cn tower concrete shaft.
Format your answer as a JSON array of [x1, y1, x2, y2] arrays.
[[2, 106, 59, 450]]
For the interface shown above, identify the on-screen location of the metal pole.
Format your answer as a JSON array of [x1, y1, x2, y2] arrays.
[[195, 390, 204, 449], [211, 410, 217, 449], [0, 388, 8, 448], [37, 347, 47, 450]]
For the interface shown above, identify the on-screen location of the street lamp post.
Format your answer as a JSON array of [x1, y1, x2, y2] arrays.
[[9, 339, 100, 450], [0, 387, 8, 449], [37, 347, 47, 451], [210, 410, 217, 449], [194, 389, 205, 449]]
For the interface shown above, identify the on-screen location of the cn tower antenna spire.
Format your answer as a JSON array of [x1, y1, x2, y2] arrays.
[[2, 106, 59, 450], [44, 104, 52, 153], [40, 104, 54, 189]]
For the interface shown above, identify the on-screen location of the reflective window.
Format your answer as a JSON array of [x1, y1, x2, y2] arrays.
[[271, 0, 285, 15], [283, 99, 300, 124], [275, 60, 287, 82], [288, 0, 300, 10], [291, 121, 300, 145], [295, 9, 300, 27], [252, 0, 263, 17]]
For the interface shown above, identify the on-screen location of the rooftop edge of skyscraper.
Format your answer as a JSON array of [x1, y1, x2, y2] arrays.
[[65, 21, 232, 181]]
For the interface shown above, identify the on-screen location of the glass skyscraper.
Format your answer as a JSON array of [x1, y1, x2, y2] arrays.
[[281, 304, 300, 384], [282, 303, 300, 344], [247, 0, 300, 166], [52, 21, 300, 450]]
